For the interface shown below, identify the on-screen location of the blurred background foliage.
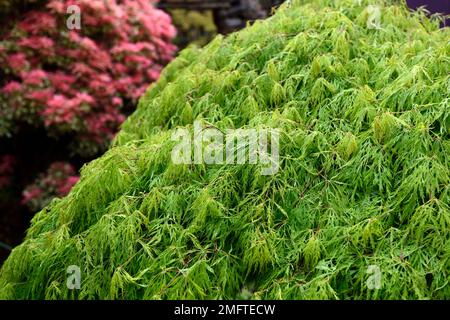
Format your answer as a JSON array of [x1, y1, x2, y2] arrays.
[[170, 9, 217, 48]]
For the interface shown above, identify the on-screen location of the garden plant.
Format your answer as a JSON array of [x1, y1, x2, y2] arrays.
[[0, 0, 449, 299]]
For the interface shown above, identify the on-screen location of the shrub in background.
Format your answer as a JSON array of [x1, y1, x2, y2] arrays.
[[169, 9, 217, 49], [21, 162, 79, 212], [0, 0, 176, 249]]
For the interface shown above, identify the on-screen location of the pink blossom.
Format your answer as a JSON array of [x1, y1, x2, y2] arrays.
[[132, 73, 144, 84], [19, 36, 54, 51], [45, 94, 67, 111], [88, 74, 115, 96], [22, 186, 43, 204], [76, 92, 95, 105], [2, 82, 22, 94], [80, 37, 98, 51], [48, 72, 76, 92], [73, 63, 94, 76], [88, 50, 112, 70], [22, 69, 48, 86], [43, 94, 85, 125], [19, 11, 57, 34], [112, 97, 122, 106], [117, 114, 126, 123], [111, 42, 155, 54], [68, 31, 82, 43], [133, 85, 148, 100], [7, 53, 27, 71], [58, 176, 79, 195], [115, 76, 133, 93], [69, 32, 99, 53], [147, 67, 161, 80], [26, 89, 54, 102], [83, 14, 102, 27], [98, 74, 112, 82], [82, 0, 107, 13], [124, 54, 153, 68], [57, 47, 83, 60], [47, 0, 65, 14], [49, 72, 76, 83], [113, 63, 128, 74]]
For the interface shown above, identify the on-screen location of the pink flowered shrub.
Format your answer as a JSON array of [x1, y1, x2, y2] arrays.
[[21, 162, 79, 211], [0, 0, 176, 211]]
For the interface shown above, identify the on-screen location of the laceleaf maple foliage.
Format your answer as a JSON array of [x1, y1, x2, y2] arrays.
[[1, 0, 449, 300]]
